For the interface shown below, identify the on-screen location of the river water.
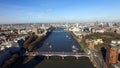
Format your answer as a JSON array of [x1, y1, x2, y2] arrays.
[[37, 28, 81, 52], [33, 28, 95, 68]]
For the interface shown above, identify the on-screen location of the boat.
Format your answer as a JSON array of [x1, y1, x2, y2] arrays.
[[72, 45, 76, 49], [72, 49, 77, 52], [49, 45, 52, 48], [66, 35, 68, 38], [72, 45, 79, 52]]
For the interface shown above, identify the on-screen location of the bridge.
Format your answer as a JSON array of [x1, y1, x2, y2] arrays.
[[52, 31, 67, 32], [25, 52, 89, 60]]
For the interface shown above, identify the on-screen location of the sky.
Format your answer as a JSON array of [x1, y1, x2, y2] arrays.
[[0, 0, 120, 23]]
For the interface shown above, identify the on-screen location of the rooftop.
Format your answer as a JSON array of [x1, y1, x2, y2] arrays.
[[110, 40, 120, 48]]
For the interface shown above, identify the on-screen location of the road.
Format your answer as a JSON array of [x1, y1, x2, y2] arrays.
[[87, 48, 106, 68]]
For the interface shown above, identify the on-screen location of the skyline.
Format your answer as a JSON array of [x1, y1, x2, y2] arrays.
[[0, 0, 120, 23]]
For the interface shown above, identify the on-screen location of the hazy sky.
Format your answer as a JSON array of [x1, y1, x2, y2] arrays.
[[0, 0, 120, 23]]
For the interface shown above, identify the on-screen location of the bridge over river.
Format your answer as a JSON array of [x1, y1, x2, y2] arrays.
[[25, 52, 89, 59]]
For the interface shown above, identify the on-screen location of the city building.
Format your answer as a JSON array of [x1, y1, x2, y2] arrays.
[[95, 29, 105, 33], [106, 41, 120, 67], [33, 25, 39, 35], [85, 39, 103, 50]]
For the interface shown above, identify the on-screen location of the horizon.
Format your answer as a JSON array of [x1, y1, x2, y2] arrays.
[[0, 0, 120, 24]]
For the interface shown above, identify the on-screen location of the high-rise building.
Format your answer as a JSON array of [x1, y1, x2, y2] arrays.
[[76, 23, 79, 28], [34, 25, 39, 35], [106, 41, 120, 67]]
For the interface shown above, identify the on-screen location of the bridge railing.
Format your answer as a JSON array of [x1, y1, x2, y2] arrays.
[[25, 52, 87, 55], [25, 52, 89, 60]]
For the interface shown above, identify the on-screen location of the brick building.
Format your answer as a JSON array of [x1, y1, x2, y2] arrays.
[[106, 41, 120, 67]]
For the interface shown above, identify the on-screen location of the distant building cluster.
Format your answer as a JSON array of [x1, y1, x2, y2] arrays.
[[0, 22, 120, 68], [0, 23, 53, 52]]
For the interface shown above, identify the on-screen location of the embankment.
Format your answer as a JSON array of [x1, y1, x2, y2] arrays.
[[69, 31, 87, 53]]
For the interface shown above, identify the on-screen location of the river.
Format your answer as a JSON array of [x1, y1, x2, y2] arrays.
[[33, 28, 95, 68], [37, 28, 81, 52]]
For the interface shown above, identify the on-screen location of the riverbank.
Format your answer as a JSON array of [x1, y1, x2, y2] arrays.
[[21, 29, 55, 64], [69, 31, 97, 68], [69, 31, 87, 53]]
